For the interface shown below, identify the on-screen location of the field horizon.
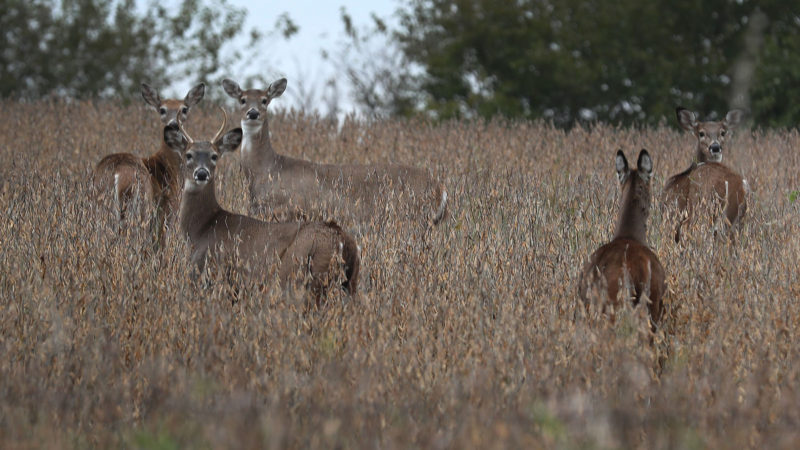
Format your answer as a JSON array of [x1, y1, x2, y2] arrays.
[[1, 100, 799, 448]]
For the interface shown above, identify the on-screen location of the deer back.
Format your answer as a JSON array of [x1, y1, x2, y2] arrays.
[[664, 162, 747, 235], [92, 153, 157, 215], [580, 238, 666, 323], [189, 210, 360, 296], [187, 211, 301, 266], [250, 157, 446, 225]]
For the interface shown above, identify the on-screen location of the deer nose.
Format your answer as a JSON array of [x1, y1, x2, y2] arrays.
[[167, 118, 178, 127], [194, 168, 210, 182], [709, 142, 721, 154], [246, 108, 260, 120]]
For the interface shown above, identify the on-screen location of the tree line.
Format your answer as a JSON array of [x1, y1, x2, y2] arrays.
[[3, 0, 799, 127], [383, 0, 800, 127], [0, 0, 291, 101]]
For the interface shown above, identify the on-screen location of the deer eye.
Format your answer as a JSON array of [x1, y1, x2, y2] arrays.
[[185, 153, 193, 162], [698, 131, 705, 138], [181, 106, 188, 114], [721, 130, 726, 136], [261, 98, 268, 105], [240, 98, 246, 105], [159, 107, 167, 115], [210, 154, 218, 162]]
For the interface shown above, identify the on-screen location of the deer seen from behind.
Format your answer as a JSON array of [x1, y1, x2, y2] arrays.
[[221, 78, 448, 231], [165, 110, 360, 298], [664, 107, 747, 242], [92, 83, 205, 239], [579, 149, 666, 328]]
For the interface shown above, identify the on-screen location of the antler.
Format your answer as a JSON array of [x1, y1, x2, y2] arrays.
[[212, 106, 227, 144], [176, 112, 194, 146]]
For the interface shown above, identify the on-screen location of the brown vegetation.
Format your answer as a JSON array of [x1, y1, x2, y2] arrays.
[[1, 100, 799, 448]]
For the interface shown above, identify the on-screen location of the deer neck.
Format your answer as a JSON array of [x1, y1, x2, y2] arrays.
[[143, 143, 183, 194], [157, 143, 183, 182], [241, 118, 276, 166], [179, 180, 222, 243], [158, 143, 182, 172], [694, 146, 708, 164], [613, 180, 649, 244]]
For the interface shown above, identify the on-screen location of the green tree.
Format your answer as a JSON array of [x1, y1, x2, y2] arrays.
[[750, 16, 800, 127], [388, 0, 800, 127], [0, 0, 279, 100]]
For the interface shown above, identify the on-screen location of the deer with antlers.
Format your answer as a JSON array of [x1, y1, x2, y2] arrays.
[[664, 107, 747, 242], [92, 83, 205, 238], [579, 150, 666, 327], [165, 109, 360, 297], [221, 78, 448, 229]]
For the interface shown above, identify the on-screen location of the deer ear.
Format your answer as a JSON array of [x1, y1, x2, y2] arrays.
[[163, 123, 188, 154], [724, 109, 743, 129], [267, 78, 287, 99], [141, 83, 161, 108], [637, 149, 653, 181], [676, 107, 697, 131], [222, 79, 242, 99], [215, 128, 243, 154], [184, 83, 205, 107], [615, 150, 629, 183]]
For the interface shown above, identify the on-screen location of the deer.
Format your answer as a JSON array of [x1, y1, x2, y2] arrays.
[[221, 78, 448, 229], [164, 109, 360, 298], [664, 107, 747, 242], [91, 82, 205, 240], [579, 149, 666, 328]]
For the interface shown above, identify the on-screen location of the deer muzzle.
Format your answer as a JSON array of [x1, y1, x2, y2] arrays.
[[193, 167, 210, 183], [246, 108, 260, 121]]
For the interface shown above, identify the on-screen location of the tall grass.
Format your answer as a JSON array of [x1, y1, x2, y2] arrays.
[[1, 100, 799, 448]]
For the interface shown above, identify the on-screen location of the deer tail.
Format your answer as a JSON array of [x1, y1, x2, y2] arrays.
[[432, 185, 448, 225], [325, 221, 361, 295]]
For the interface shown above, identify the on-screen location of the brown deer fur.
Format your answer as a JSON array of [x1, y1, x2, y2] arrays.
[[222, 78, 448, 228], [92, 83, 205, 230], [664, 107, 747, 242], [165, 112, 360, 296], [579, 150, 666, 325]]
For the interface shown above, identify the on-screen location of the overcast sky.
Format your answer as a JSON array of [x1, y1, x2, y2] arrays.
[[159, 0, 401, 113]]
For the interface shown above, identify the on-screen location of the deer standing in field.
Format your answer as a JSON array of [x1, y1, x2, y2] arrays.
[[579, 150, 666, 327], [165, 109, 360, 297], [664, 107, 747, 242], [92, 83, 205, 238], [221, 78, 448, 229]]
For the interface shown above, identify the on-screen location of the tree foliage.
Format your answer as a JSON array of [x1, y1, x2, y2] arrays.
[[325, 7, 420, 118], [0, 0, 267, 100], [389, 0, 800, 126]]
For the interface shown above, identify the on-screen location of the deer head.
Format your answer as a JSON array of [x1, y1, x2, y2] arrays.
[[616, 149, 653, 186], [614, 149, 653, 243], [221, 78, 287, 133], [164, 108, 243, 193], [676, 107, 743, 163], [142, 83, 206, 126]]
